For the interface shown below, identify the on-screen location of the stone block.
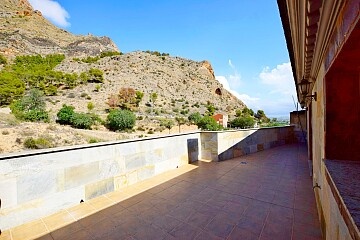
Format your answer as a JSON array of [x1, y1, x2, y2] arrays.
[[99, 159, 123, 179], [17, 170, 58, 204], [85, 178, 114, 200], [146, 149, 164, 164], [0, 178, 17, 209], [125, 153, 146, 171], [114, 174, 128, 190], [127, 171, 138, 185], [64, 162, 99, 190], [137, 166, 155, 182]]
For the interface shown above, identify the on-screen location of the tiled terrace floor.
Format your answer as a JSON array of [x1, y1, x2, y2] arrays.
[[1, 144, 322, 240]]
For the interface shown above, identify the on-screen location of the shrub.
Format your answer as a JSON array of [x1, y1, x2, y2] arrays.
[[57, 104, 75, 125], [81, 56, 100, 63], [22, 109, 49, 122], [107, 109, 136, 131], [197, 116, 223, 131], [100, 51, 122, 58], [88, 138, 100, 143], [87, 102, 95, 111], [24, 137, 52, 149], [70, 113, 94, 129], [0, 54, 7, 65], [80, 72, 90, 83], [88, 68, 104, 83], [188, 112, 202, 124], [2, 130, 9, 135]]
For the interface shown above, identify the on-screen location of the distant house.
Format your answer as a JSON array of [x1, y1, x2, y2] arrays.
[[212, 114, 228, 128]]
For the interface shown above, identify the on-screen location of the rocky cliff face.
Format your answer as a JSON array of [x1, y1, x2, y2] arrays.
[[0, 0, 119, 57], [53, 51, 245, 115]]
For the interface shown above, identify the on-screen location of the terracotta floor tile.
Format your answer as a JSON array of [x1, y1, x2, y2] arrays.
[[205, 215, 235, 238], [85, 217, 119, 239], [168, 205, 196, 221], [194, 230, 224, 240], [170, 222, 202, 239], [228, 226, 259, 240], [11, 220, 48, 240], [187, 211, 214, 229], [152, 214, 183, 233], [63, 229, 92, 240], [261, 221, 292, 240], [35, 233, 54, 240], [134, 224, 167, 240], [50, 222, 83, 240], [236, 216, 266, 236]]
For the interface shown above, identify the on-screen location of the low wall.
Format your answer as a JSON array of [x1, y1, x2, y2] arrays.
[[0, 132, 200, 230], [0, 126, 295, 230], [201, 126, 295, 161]]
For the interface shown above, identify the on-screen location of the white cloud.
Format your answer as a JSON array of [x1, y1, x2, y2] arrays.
[[216, 75, 260, 109], [29, 0, 70, 27], [227, 59, 241, 87], [259, 62, 295, 96]]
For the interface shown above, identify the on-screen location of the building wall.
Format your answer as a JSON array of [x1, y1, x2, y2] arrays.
[[290, 110, 307, 143]]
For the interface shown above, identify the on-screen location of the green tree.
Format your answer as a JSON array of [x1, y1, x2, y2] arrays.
[[206, 104, 215, 116], [231, 116, 255, 129], [160, 119, 174, 134], [107, 109, 136, 131], [10, 89, 49, 122], [188, 112, 202, 125], [0, 72, 25, 105], [255, 109, 270, 123], [196, 116, 223, 131], [175, 117, 186, 133]]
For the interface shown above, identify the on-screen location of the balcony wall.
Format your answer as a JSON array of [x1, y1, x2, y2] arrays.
[[0, 126, 294, 231], [201, 126, 295, 161]]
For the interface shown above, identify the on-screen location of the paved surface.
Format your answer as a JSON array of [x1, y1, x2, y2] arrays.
[[1, 144, 322, 240]]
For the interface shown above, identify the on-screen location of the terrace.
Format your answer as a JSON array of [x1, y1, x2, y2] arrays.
[[0, 143, 322, 240]]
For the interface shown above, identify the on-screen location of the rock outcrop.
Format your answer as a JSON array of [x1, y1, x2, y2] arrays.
[[0, 0, 119, 57]]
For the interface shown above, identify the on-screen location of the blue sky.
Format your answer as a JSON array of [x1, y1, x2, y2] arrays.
[[28, 0, 298, 117]]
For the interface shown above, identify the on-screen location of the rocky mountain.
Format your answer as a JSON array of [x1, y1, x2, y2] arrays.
[[0, 0, 247, 153], [0, 0, 118, 57]]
